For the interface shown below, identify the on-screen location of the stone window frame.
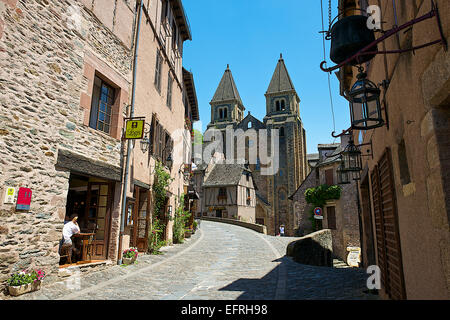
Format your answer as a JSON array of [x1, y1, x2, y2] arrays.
[[81, 51, 129, 140], [217, 106, 229, 120], [274, 98, 287, 112], [89, 75, 115, 135]]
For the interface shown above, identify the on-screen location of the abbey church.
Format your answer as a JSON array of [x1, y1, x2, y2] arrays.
[[193, 55, 308, 236]]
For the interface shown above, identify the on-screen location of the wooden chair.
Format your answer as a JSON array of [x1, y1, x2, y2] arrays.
[[86, 233, 95, 261], [60, 243, 73, 265]]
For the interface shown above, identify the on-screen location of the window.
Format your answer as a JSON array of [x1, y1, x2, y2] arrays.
[[161, 0, 169, 22], [218, 107, 228, 120], [218, 188, 227, 201], [325, 169, 334, 186], [281, 99, 286, 110], [276, 100, 280, 111], [89, 76, 115, 134], [166, 72, 173, 108], [155, 50, 162, 93], [280, 127, 285, 137], [172, 20, 177, 49], [248, 121, 252, 129], [246, 188, 251, 205], [326, 206, 336, 230]]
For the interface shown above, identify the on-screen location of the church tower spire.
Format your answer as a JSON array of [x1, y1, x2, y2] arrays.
[[264, 54, 300, 117], [208, 65, 245, 128]]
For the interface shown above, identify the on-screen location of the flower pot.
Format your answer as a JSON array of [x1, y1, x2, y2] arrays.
[[8, 280, 41, 297], [122, 255, 137, 265]]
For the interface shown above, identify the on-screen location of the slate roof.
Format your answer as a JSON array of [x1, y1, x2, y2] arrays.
[[307, 153, 320, 161], [317, 144, 343, 167], [203, 163, 249, 187], [266, 54, 296, 94], [211, 65, 244, 106]]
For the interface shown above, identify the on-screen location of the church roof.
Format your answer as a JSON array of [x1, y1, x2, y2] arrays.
[[266, 54, 296, 95], [211, 65, 244, 106]]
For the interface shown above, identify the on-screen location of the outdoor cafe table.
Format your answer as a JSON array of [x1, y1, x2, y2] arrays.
[[73, 233, 95, 262]]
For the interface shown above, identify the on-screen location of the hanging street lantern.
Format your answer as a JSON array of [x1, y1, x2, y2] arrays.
[[341, 139, 362, 172], [337, 161, 351, 185], [330, 15, 377, 65], [140, 135, 151, 153], [351, 169, 361, 181], [347, 67, 384, 130]]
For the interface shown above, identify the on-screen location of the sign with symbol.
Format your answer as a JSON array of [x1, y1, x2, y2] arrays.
[[125, 119, 145, 139], [4, 187, 16, 204], [314, 207, 323, 220], [16, 187, 32, 211]]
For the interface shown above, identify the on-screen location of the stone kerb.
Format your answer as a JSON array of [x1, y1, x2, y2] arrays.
[[200, 216, 267, 234]]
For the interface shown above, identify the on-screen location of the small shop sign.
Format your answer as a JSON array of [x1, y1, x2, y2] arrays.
[[3, 187, 16, 204], [314, 207, 323, 220], [124, 118, 145, 140], [16, 187, 32, 211]]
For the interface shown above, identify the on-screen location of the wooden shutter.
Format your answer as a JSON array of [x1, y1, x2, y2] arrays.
[[149, 115, 156, 155], [371, 148, 406, 300], [325, 169, 334, 186], [326, 206, 336, 230]]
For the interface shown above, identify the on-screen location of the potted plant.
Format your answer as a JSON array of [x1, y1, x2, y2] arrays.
[[7, 269, 46, 297], [122, 247, 138, 265]]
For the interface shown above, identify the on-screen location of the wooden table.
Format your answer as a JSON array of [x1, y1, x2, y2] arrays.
[[73, 233, 95, 262]]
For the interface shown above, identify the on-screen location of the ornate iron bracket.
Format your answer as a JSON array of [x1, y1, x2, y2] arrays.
[[331, 127, 352, 138], [320, 2, 447, 73]]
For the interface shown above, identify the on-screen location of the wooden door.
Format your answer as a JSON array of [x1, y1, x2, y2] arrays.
[[85, 182, 112, 260], [133, 187, 151, 252], [371, 148, 406, 299]]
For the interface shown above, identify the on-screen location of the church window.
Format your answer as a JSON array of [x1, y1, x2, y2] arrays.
[[281, 99, 286, 110], [276, 100, 280, 111], [248, 121, 252, 129], [280, 127, 285, 137]]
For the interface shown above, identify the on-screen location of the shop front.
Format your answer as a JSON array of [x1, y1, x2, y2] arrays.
[[56, 149, 123, 266]]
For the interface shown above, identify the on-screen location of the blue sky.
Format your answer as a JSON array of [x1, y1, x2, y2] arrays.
[[182, 0, 349, 154]]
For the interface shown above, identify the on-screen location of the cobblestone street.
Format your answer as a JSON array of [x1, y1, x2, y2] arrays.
[[11, 221, 376, 300]]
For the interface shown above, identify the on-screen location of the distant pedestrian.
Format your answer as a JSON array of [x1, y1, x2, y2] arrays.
[[279, 225, 285, 237]]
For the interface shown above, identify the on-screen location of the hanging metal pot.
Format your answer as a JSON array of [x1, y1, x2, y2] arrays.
[[330, 15, 377, 65]]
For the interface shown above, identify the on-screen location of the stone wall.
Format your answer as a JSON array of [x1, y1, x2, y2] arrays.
[[0, 0, 134, 292], [286, 229, 333, 267], [200, 216, 267, 234], [290, 170, 317, 236]]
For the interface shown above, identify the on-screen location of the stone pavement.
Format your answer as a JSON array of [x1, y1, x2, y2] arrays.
[[8, 221, 378, 300]]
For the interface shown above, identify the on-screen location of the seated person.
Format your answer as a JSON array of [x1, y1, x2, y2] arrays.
[[60, 214, 81, 262]]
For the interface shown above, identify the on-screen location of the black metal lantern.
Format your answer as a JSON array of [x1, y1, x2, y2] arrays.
[[348, 69, 384, 130], [341, 139, 362, 172], [351, 169, 361, 181], [337, 162, 351, 185], [330, 15, 377, 65], [140, 135, 150, 153]]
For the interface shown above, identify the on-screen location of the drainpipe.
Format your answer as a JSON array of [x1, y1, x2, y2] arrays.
[[118, 0, 144, 265]]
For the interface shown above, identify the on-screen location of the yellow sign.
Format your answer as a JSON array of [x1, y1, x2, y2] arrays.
[[4, 187, 16, 204], [125, 119, 145, 139]]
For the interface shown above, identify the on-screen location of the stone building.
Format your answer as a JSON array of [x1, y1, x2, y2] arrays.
[[121, 0, 195, 251], [0, 0, 195, 291], [194, 161, 257, 223], [336, 0, 450, 299], [196, 56, 309, 236], [289, 136, 360, 263]]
